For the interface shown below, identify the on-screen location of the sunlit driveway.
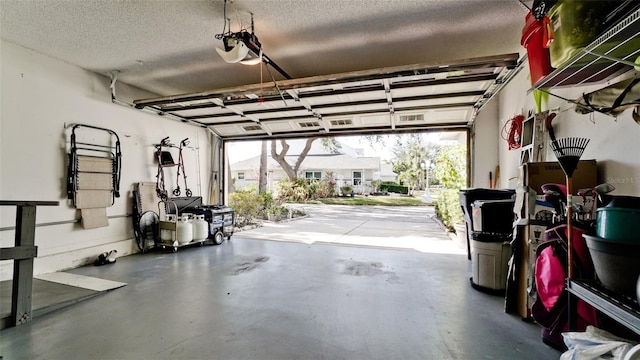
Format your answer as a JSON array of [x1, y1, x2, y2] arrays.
[[236, 204, 466, 255]]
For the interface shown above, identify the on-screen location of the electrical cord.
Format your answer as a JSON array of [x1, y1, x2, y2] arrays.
[[501, 114, 524, 150]]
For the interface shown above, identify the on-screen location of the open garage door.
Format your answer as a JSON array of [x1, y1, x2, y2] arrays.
[[132, 54, 520, 141]]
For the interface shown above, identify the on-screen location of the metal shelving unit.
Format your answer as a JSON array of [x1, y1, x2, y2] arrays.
[[567, 280, 640, 336], [532, 8, 640, 91], [534, 6, 640, 337]]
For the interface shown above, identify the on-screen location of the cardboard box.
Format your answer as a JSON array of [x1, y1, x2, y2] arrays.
[[518, 160, 598, 195]]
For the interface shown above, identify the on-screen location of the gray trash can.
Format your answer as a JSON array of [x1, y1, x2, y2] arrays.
[[459, 188, 515, 259]]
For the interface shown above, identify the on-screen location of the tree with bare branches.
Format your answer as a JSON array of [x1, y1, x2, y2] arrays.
[[270, 138, 316, 181]]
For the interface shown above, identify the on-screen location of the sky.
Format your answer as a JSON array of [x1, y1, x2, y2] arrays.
[[226, 133, 449, 164]]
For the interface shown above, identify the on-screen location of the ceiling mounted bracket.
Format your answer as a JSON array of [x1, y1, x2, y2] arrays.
[[214, 0, 292, 80], [109, 71, 120, 102]]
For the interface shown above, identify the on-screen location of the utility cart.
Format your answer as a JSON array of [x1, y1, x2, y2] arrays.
[[156, 200, 206, 252], [166, 197, 235, 246]]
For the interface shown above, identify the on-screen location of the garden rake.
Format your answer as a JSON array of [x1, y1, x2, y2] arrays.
[[550, 136, 589, 332], [550, 136, 590, 280]]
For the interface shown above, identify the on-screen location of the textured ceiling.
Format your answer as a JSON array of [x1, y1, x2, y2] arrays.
[[1, 0, 531, 97]]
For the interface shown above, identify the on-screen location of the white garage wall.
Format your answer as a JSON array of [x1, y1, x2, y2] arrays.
[[471, 99, 500, 188], [0, 40, 213, 280], [496, 67, 640, 195]]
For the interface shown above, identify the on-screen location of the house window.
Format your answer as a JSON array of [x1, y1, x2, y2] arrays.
[[305, 171, 322, 184], [237, 172, 245, 180], [353, 171, 362, 186]]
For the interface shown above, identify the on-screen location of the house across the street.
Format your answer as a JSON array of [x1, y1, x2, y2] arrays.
[[230, 140, 397, 194]]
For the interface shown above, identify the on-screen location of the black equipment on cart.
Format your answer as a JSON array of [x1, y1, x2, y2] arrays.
[[166, 196, 235, 245]]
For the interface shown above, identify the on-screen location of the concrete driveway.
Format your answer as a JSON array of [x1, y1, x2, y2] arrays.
[[236, 204, 466, 255]]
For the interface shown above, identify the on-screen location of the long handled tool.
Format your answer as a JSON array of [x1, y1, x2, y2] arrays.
[[549, 136, 589, 333], [550, 137, 590, 279]]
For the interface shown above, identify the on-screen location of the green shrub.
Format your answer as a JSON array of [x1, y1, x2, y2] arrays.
[[340, 185, 353, 196], [276, 176, 336, 202], [307, 180, 320, 200], [275, 178, 307, 202], [235, 184, 258, 194], [229, 192, 263, 227], [370, 180, 382, 193], [260, 191, 274, 207], [318, 172, 337, 198], [434, 189, 463, 231], [275, 179, 294, 200], [379, 183, 408, 194]]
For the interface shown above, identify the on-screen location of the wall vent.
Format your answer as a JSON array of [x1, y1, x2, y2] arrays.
[[399, 114, 424, 122], [243, 125, 262, 131], [299, 121, 320, 128], [329, 119, 353, 126]]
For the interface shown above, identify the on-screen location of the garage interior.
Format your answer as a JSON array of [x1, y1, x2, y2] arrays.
[[1, 0, 640, 359]]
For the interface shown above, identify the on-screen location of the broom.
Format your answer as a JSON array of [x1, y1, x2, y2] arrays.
[[549, 137, 590, 279]]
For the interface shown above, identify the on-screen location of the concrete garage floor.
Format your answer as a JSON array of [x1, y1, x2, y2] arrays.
[[0, 205, 559, 359]]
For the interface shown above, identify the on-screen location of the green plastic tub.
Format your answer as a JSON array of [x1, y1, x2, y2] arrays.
[[596, 207, 640, 241], [547, 0, 615, 68]]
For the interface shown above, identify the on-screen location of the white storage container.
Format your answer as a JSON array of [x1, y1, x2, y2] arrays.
[[471, 237, 511, 291]]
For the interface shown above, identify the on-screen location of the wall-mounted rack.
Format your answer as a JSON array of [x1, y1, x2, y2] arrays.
[[532, 8, 639, 92]]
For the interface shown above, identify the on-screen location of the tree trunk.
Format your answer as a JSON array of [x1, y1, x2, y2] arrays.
[[258, 140, 268, 193], [271, 138, 317, 181]]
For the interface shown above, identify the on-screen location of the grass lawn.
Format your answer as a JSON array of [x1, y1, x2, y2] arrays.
[[312, 195, 428, 206]]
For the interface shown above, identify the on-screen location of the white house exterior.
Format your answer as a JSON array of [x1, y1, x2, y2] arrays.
[[230, 141, 396, 194]]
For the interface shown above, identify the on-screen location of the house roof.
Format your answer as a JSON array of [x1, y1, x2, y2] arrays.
[[232, 153, 381, 172], [271, 139, 363, 157]]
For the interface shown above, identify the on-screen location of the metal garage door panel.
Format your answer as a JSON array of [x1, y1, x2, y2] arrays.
[[303, 91, 386, 106], [133, 54, 521, 140], [425, 108, 473, 123], [320, 114, 390, 129], [391, 80, 494, 98], [254, 109, 311, 119], [394, 95, 481, 108], [319, 103, 389, 114], [263, 121, 298, 132]]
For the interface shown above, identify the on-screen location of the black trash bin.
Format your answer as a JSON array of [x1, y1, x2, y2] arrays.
[[471, 199, 516, 233], [459, 188, 515, 259]]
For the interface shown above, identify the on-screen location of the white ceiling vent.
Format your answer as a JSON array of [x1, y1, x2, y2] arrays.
[[298, 121, 320, 128], [329, 119, 353, 126], [399, 114, 424, 122], [243, 125, 262, 131]]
